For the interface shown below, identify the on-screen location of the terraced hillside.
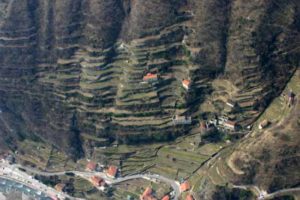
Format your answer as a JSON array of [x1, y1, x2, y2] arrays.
[[0, 0, 299, 157]]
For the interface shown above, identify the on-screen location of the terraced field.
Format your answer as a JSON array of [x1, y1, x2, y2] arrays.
[[0, 0, 299, 160]]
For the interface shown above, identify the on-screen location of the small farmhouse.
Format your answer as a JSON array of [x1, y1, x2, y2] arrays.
[[143, 73, 159, 83], [172, 115, 192, 125], [259, 120, 269, 129], [182, 79, 191, 90]]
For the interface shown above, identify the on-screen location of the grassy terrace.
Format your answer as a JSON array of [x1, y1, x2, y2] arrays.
[[112, 179, 171, 200], [119, 91, 157, 101], [94, 132, 226, 181], [113, 118, 171, 127], [253, 69, 300, 132], [81, 133, 108, 143], [16, 139, 76, 171], [187, 69, 300, 196], [17, 140, 52, 170]]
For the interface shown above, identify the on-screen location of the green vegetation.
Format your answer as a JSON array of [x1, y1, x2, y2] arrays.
[[17, 140, 52, 170], [112, 179, 171, 200]]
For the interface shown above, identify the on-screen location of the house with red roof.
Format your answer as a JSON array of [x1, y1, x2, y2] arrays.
[[223, 120, 237, 131], [143, 73, 159, 83], [90, 176, 105, 187], [107, 165, 118, 178], [140, 187, 157, 200], [182, 79, 191, 90], [161, 195, 170, 200], [86, 161, 97, 171], [180, 181, 191, 192]]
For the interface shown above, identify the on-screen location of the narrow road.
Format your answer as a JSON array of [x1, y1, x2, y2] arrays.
[[15, 164, 181, 200], [0, 162, 83, 200]]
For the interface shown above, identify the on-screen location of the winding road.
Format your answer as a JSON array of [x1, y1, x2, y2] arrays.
[[13, 164, 181, 200]]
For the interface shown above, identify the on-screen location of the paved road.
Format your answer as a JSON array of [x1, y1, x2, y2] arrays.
[[0, 162, 82, 200], [15, 164, 181, 200]]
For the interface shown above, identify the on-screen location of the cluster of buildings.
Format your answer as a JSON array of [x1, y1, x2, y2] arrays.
[[86, 161, 119, 178], [85, 161, 119, 192], [86, 161, 118, 178], [142, 72, 191, 92], [138, 180, 194, 200], [139, 187, 173, 200], [206, 115, 238, 132]]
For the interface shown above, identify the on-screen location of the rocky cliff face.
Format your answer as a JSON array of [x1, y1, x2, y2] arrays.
[[0, 0, 299, 157]]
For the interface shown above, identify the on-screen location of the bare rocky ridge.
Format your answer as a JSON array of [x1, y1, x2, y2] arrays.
[[0, 0, 299, 160]]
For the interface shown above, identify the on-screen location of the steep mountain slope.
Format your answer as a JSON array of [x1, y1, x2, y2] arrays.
[[194, 70, 300, 200], [0, 0, 299, 157]]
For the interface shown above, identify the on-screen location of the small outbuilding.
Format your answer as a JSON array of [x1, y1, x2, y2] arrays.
[[223, 120, 238, 131], [143, 73, 159, 83], [172, 115, 192, 125], [86, 161, 97, 171], [259, 120, 270, 130], [106, 165, 118, 178], [226, 100, 237, 108], [180, 181, 191, 192], [182, 79, 191, 90]]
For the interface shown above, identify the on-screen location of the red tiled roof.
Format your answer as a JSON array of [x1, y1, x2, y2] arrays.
[[182, 79, 191, 87], [107, 165, 118, 177], [180, 181, 191, 192], [161, 195, 170, 200], [86, 161, 97, 171], [140, 187, 158, 200], [90, 176, 104, 186], [200, 121, 206, 129], [186, 194, 194, 200], [143, 73, 158, 81]]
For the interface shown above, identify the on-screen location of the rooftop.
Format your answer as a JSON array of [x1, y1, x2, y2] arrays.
[[161, 195, 170, 200], [90, 176, 104, 186], [186, 194, 194, 200], [182, 79, 191, 90], [140, 187, 157, 200], [224, 120, 237, 126], [86, 161, 97, 171], [107, 165, 118, 178], [143, 73, 158, 81], [180, 181, 191, 192]]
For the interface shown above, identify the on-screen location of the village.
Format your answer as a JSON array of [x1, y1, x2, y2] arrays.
[[0, 59, 297, 200]]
